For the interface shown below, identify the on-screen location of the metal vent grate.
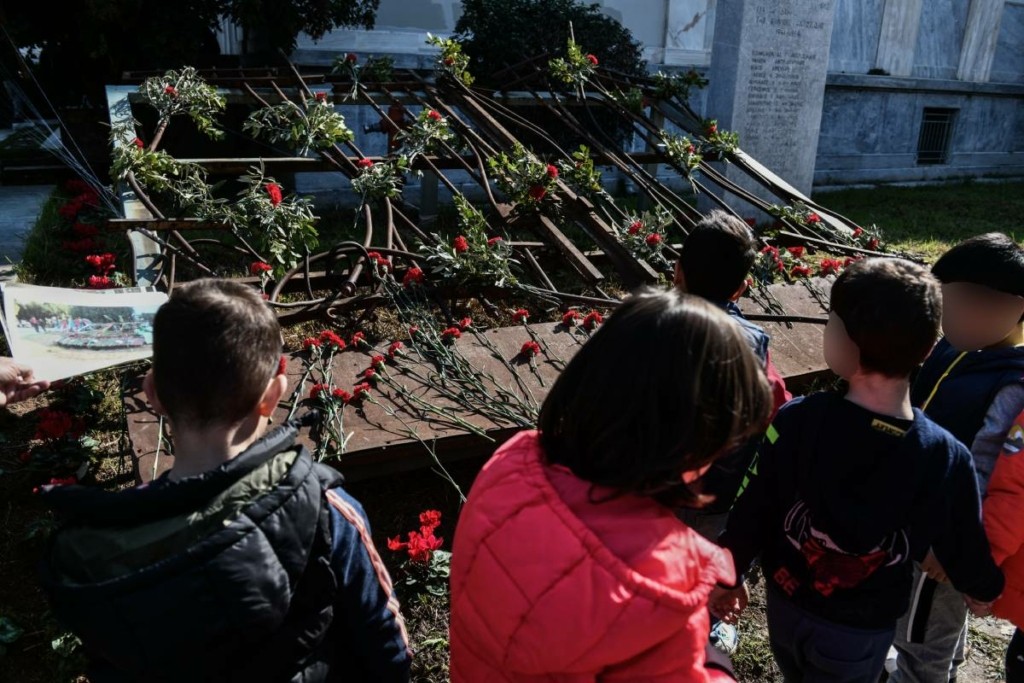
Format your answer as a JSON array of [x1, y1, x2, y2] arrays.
[[916, 108, 957, 165]]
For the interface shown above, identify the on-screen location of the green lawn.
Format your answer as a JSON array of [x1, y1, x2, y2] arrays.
[[815, 180, 1024, 262]]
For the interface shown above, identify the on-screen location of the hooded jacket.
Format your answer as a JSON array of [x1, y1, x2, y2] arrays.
[[38, 423, 411, 683], [450, 430, 736, 682], [984, 409, 1024, 627], [911, 337, 1024, 449]]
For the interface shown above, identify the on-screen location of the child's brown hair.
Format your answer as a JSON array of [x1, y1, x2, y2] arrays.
[[538, 288, 772, 503], [677, 210, 758, 301], [152, 279, 282, 427]]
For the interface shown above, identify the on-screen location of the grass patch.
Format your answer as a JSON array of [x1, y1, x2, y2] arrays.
[[815, 181, 1024, 262]]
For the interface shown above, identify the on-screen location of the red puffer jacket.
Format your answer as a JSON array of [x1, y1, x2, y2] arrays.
[[450, 430, 736, 682], [985, 409, 1024, 627]]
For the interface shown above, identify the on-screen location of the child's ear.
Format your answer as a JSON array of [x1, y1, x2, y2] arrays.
[[674, 262, 686, 290], [257, 373, 288, 418], [729, 279, 749, 302], [142, 369, 167, 417]]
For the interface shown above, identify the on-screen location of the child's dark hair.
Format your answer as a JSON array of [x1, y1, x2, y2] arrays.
[[931, 232, 1024, 297], [537, 288, 772, 504], [152, 279, 281, 427], [830, 258, 941, 377], [678, 210, 757, 301]]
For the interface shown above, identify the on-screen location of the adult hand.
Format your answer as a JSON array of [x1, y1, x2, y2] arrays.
[[708, 584, 748, 625], [964, 595, 995, 618], [0, 358, 49, 407], [921, 549, 949, 584]]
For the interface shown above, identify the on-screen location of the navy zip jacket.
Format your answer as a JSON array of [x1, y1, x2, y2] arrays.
[[719, 392, 1004, 629], [38, 423, 411, 683]]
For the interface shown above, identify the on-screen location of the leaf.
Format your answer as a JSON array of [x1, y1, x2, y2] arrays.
[[0, 617, 24, 644]]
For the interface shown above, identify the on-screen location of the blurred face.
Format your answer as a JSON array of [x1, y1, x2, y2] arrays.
[[823, 312, 859, 380], [940, 283, 1024, 351]]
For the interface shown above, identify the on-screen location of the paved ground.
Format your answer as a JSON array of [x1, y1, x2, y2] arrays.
[[0, 184, 54, 264]]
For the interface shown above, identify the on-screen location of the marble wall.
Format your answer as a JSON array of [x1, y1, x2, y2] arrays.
[[992, 2, 1024, 84], [827, 0, 883, 74]]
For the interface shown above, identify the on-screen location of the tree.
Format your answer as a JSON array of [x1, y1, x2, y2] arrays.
[[454, 0, 646, 87], [0, 0, 379, 106], [454, 0, 646, 147]]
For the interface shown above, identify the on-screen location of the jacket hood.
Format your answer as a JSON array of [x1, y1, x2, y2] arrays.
[[38, 423, 343, 682]]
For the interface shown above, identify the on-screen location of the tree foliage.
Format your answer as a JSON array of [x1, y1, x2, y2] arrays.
[[454, 0, 646, 87], [0, 0, 379, 105]]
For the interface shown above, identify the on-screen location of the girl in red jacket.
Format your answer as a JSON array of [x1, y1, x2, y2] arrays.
[[450, 288, 773, 682], [984, 407, 1024, 682]]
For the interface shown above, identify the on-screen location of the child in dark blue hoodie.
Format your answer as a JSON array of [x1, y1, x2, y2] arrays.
[[711, 258, 1003, 683], [893, 233, 1024, 683]]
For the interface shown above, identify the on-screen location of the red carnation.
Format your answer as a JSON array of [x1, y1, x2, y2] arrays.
[[790, 264, 812, 278], [546, 164, 559, 179], [370, 355, 386, 369], [512, 308, 529, 323], [133, 137, 145, 149], [521, 340, 541, 357], [332, 388, 352, 404], [487, 236, 504, 247], [409, 325, 420, 337], [357, 158, 374, 169], [363, 368, 378, 382], [319, 330, 347, 350], [402, 267, 425, 287], [310, 383, 329, 399], [345, 53, 358, 64], [852, 227, 864, 238], [819, 259, 842, 276], [427, 110, 443, 122], [35, 409, 75, 441], [583, 310, 603, 331], [761, 245, 780, 258], [453, 235, 469, 254], [303, 337, 321, 350], [627, 220, 643, 235], [419, 509, 442, 530], [250, 261, 272, 275], [87, 275, 115, 289], [585, 54, 599, 66], [314, 92, 328, 103], [458, 317, 472, 331], [164, 84, 177, 97], [528, 185, 547, 201], [352, 382, 372, 400], [806, 213, 821, 224], [787, 246, 805, 259], [645, 233, 663, 246], [443, 56, 456, 66], [706, 122, 718, 135], [744, 217, 757, 228], [868, 238, 880, 251], [387, 341, 404, 359], [265, 183, 283, 207], [562, 309, 582, 326], [441, 326, 462, 342], [351, 331, 367, 347]]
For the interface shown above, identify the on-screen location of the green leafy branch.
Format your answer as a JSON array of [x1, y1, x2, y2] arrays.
[[243, 97, 354, 154]]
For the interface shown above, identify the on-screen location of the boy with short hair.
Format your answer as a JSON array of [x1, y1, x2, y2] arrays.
[[675, 209, 791, 539], [710, 258, 1003, 683], [38, 279, 411, 682], [893, 233, 1024, 683]]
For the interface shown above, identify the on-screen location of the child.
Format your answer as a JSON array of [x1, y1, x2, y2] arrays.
[[711, 258, 1004, 683], [675, 210, 792, 540], [450, 289, 773, 682], [37, 279, 411, 682], [983, 407, 1024, 682], [893, 233, 1024, 683]]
